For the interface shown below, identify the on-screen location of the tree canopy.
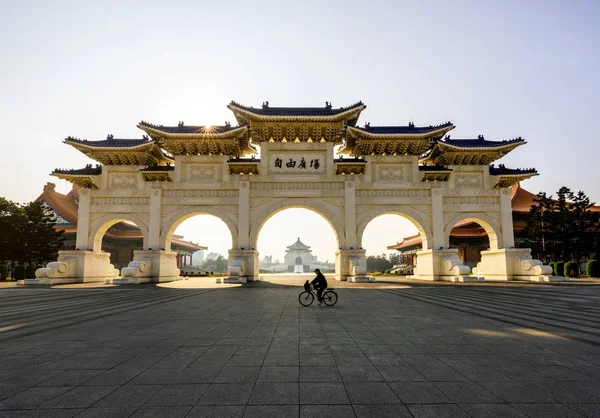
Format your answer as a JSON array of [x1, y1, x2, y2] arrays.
[[0, 198, 65, 266], [523, 186, 599, 261]]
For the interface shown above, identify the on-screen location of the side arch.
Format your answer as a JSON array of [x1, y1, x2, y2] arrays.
[[89, 213, 150, 252], [248, 198, 345, 249], [443, 212, 502, 250], [160, 206, 238, 250], [356, 206, 433, 250]]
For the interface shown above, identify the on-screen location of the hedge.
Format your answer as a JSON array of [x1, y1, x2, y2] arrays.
[[13, 265, 26, 281], [564, 261, 578, 278], [554, 262, 565, 277], [588, 260, 600, 278], [25, 265, 36, 279], [0, 264, 8, 280]]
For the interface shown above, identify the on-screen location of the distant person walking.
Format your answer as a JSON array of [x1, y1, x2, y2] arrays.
[[311, 268, 328, 305]]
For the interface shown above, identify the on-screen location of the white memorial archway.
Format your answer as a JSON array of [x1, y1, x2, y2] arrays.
[[34, 101, 556, 284]]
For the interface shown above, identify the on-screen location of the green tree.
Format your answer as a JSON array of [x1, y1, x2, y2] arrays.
[[200, 255, 228, 273], [523, 187, 598, 261], [22, 201, 65, 265], [0, 198, 24, 264], [366, 254, 393, 272], [522, 192, 553, 257]]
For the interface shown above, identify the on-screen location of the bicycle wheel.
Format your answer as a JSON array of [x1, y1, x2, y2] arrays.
[[299, 291, 314, 306], [322, 291, 338, 306]]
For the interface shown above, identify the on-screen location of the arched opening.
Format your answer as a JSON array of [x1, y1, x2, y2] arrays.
[[92, 219, 144, 271], [445, 216, 500, 269], [256, 208, 338, 277], [361, 214, 421, 274], [166, 214, 233, 276]]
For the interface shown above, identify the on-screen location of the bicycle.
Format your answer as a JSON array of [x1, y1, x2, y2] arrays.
[[299, 283, 338, 306]]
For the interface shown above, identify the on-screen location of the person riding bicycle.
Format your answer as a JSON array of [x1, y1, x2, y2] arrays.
[[311, 268, 328, 305]]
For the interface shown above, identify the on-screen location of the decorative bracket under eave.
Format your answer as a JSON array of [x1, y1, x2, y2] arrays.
[[334, 158, 367, 175], [418, 165, 452, 182], [228, 159, 260, 175], [140, 166, 173, 182]]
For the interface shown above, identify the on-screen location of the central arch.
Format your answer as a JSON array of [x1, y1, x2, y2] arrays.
[[249, 198, 345, 250]]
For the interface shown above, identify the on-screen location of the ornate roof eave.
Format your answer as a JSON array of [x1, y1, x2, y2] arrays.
[[340, 124, 454, 156], [434, 140, 525, 153], [491, 172, 538, 189], [419, 144, 526, 166], [64, 138, 174, 165], [345, 124, 455, 140], [227, 102, 366, 125], [51, 172, 99, 189], [137, 123, 249, 140], [137, 124, 257, 156]]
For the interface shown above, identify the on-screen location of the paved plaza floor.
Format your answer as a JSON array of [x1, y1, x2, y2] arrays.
[[1, 279, 600, 417]]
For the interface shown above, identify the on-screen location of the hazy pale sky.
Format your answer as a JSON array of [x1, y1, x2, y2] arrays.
[[1, 0, 598, 259]]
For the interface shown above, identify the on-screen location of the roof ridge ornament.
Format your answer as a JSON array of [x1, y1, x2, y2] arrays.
[[262, 101, 269, 109], [478, 134, 485, 140], [107, 134, 114, 140], [325, 101, 332, 109]]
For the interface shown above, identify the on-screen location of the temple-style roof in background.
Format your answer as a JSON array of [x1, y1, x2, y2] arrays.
[[64, 135, 173, 166], [36, 183, 206, 251], [52, 164, 102, 189], [138, 121, 256, 156], [389, 183, 600, 251], [228, 101, 366, 126], [286, 238, 312, 251], [36, 182, 79, 226], [340, 122, 454, 156], [489, 164, 538, 188], [420, 135, 526, 165]]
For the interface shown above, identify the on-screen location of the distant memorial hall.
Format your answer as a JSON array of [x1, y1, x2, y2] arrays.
[[33, 100, 557, 284]]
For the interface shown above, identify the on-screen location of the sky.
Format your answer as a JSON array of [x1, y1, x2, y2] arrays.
[[1, 0, 599, 259]]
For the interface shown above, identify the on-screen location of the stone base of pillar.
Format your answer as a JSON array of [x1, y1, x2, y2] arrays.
[[411, 249, 474, 282], [215, 276, 247, 284], [27, 251, 119, 285], [335, 249, 368, 282], [347, 275, 376, 283], [116, 250, 180, 284], [221, 249, 258, 284], [472, 248, 562, 282]]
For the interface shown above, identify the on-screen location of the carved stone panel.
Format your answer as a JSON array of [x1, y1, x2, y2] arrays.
[[375, 164, 409, 181], [109, 173, 138, 189], [454, 173, 483, 188], [186, 164, 218, 181]]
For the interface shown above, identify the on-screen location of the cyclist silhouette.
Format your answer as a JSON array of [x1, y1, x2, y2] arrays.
[[311, 268, 328, 305]]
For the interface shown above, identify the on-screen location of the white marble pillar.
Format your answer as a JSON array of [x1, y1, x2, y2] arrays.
[[431, 187, 444, 250], [76, 189, 92, 250], [345, 180, 357, 249], [147, 188, 161, 250], [500, 188, 514, 248], [238, 180, 250, 249]]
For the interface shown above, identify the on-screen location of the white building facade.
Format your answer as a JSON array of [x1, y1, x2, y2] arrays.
[[33, 101, 556, 284]]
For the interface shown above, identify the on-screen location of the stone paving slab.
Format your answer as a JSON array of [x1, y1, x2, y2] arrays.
[[1, 282, 600, 416]]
